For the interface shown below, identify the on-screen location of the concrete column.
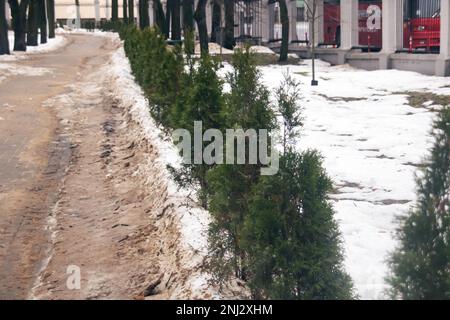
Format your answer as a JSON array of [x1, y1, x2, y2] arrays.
[[340, 0, 358, 50], [381, 0, 403, 53], [269, 3, 275, 40], [287, 0, 298, 42], [135, 0, 140, 25], [105, 0, 110, 20], [436, 0, 450, 76], [94, 0, 101, 24], [439, 0, 450, 58], [316, 0, 324, 44], [5, 0, 10, 25], [288, 0, 297, 42], [149, 0, 154, 26], [261, 1, 270, 43]]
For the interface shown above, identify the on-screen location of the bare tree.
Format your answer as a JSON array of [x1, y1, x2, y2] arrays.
[[38, 0, 47, 44], [47, 0, 55, 38], [27, 0, 38, 46], [0, 0, 9, 55], [111, 0, 118, 21], [182, 0, 194, 34], [171, 0, 181, 40], [123, 0, 128, 23], [128, 0, 134, 24], [223, 0, 233, 49], [276, 0, 289, 62], [210, 0, 221, 43], [8, 0, 30, 51], [138, 0, 149, 28], [153, 0, 168, 37], [304, 0, 319, 85], [194, 0, 208, 55]]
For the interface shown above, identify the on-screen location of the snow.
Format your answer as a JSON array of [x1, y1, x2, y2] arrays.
[[13, 25, 444, 298], [107, 37, 217, 297], [0, 60, 52, 84], [195, 42, 234, 55], [0, 31, 67, 62], [257, 60, 450, 299], [108, 36, 449, 299]]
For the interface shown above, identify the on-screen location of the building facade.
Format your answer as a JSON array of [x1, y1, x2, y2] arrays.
[[5, 1, 450, 76]]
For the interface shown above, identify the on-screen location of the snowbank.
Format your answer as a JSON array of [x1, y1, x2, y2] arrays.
[[195, 42, 234, 55], [106, 35, 242, 299], [0, 31, 67, 62], [237, 45, 276, 55]]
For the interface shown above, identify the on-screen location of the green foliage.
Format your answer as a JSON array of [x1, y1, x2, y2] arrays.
[[206, 47, 276, 282], [242, 151, 354, 299], [223, 47, 276, 130], [387, 107, 450, 299], [119, 25, 184, 127], [113, 25, 353, 299], [275, 72, 303, 151], [169, 55, 225, 206]]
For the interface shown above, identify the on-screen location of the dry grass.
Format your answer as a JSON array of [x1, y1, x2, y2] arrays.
[[394, 91, 450, 108]]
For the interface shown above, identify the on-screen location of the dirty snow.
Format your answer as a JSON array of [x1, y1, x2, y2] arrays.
[[195, 42, 234, 55], [107, 38, 221, 298], [0, 31, 68, 83], [257, 60, 450, 299]]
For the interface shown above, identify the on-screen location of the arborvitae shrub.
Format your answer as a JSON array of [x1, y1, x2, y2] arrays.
[[206, 48, 276, 282], [242, 151, 354, 299], [388, 107, 450, 299]]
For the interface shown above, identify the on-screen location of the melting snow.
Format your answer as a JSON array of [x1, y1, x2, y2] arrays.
[[258, 60, 450, 299]]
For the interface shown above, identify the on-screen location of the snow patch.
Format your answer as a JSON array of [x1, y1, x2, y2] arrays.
[[106, 36, 234, 298], [258, 61, 450, 299]]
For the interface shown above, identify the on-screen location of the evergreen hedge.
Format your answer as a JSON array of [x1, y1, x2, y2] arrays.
[[112, 25, 354, 299]]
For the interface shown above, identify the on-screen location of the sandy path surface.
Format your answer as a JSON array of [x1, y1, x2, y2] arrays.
[[0, 34, 177, 299]]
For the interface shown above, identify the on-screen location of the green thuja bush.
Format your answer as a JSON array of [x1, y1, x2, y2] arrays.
[[387, 107, 450, 299], [242, 150, 354, 299], [113, 25, 353, 299], [168, 55, 226, 206], [206, 48, 276, 283]]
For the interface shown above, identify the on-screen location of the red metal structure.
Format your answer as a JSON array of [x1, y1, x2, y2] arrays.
[[323, 0, 383, 50], [403, 0, 440, 52], [323, 0, 341, 46], [358, 0, 382, 50], [323, 0, 441, 52]]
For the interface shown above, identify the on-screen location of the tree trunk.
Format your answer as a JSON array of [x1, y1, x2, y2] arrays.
[[194, 0, 208, 56], [171, 0, 180, 40], [8, 0, 30, 51], [138, 0, 149, 29], [128, 0, 134, 24], [182, 0, 194, 33], [0, 0, 10, 55], [278, 0, 289, 62], [111, 0, 118, 21], [27, 0, 38, 46], [223, 0, 233, 49], [38, 0, 47, 44], [182, 0, 194, 54], [153, 0, 168, 37], [210, 0, 220, 43], [165, 0, 171, 37], [123, 0, 128, 23], [46, 0, 55, 38]]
